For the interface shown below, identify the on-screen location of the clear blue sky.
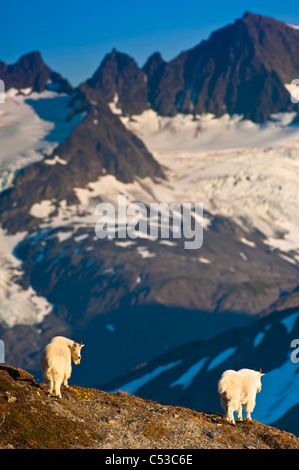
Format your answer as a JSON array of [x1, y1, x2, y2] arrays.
[[1, 0, 299, 86]]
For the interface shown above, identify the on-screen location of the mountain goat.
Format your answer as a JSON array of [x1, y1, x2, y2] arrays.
[[218, 368, 264, 424], [41, 336, 84, 398]]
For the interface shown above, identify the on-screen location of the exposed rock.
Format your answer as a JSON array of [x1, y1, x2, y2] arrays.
[[86, 48, 148, 115], [145, 12, 299, 122], [0, 365, 298, 449], [0, 51, 73, 94]]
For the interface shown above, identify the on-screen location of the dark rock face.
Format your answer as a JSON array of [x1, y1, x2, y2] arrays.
[[142, 52, 167, 109], [0, 51, 73, 94], [55, 84, 164, 183], [86, 49, 149, 115], [31, 12, 298, 122], [144, 12, 299, 122]]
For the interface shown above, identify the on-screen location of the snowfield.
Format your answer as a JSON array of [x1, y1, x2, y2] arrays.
[[0, 227, 52, 327], [120, 109, 299, 153], [0, 89, 86, 327], [0, 89, 84, 192], [119, 109, 299, 255]]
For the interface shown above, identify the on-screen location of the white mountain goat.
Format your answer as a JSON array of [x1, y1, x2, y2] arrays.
[[218, 368, 264, 424], [41, 336, 84, 398]]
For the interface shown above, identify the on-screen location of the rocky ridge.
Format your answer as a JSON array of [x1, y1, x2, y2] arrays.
[[0, 51, 73, 94], [90, 12, 299, 122], [0, 365, 298, 450]]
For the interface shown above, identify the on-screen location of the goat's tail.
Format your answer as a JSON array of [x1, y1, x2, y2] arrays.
[[218, 376, 227, 395]]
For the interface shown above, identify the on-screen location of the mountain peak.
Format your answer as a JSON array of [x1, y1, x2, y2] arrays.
[[242, 10, 259, 19], [240, 9, 299, 32], [142, 11, 299, 122], [17, 50, 45, 65], [86, 49, 148, 115], [0, 51, 72, 93]]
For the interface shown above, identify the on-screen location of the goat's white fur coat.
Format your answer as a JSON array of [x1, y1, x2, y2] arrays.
[[218, 368, 264, 424], [41, 336, 84, 398]]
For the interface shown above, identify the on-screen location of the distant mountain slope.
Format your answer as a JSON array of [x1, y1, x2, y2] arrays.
[[102, 307, 299, 436]]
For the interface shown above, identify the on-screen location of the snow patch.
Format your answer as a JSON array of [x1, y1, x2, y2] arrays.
[[44, 155, 68, 166], [158, 240, 177, 247], [108, 93, 122, 115], [253, 332, 265, 347], [254, 358, 299, 424], [106, 324, 115, 333], [207, 347, 237, 370], [0, 227, 52, 327], [239, 237, 256, 248], [74, 233, 89, 243], [286, 23, 299, 30], [30, 200, 56, 219], [114, 240, 136, 248], [100, 268, 115, 276], [281, 312, 299, 334], [109, 360, 182, 394], [136, 246, 156, 259], [278, 253, 297, 265], [198, 257, 211, 264], [170, 357, 208, 390]]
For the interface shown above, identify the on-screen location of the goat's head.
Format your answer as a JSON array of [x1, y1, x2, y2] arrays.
[[70, 340, 84, 365], [256, 369, 265, 393]]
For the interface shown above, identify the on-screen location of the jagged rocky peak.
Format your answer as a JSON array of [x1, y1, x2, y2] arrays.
[[239, 10, 299, 79], [146, 11, 299, 122], [142, 52, 166, 107], [143, 52, 166, 84], [86, 48, 148, 115], [0, 51, 73, 93]]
